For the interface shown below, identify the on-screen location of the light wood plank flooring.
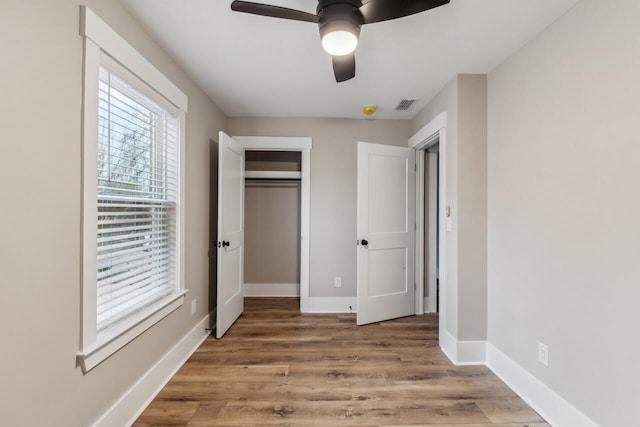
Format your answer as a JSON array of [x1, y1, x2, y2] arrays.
[[134, 298, 546, 426]]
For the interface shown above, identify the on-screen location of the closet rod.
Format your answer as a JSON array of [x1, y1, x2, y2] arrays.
[[245, 180, 300, 188]]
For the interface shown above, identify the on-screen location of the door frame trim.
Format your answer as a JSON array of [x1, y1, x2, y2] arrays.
[[409, 113, 447, 334], [233, 136, 312, 313]]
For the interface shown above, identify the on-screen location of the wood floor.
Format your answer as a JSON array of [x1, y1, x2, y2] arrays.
[[134, 298, 547, 426]]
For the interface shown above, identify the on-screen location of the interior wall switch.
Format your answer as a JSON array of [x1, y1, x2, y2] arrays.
[[538, 342, 549, 367], [191, 299, 197, 315], [445, 205, 452, 232], [334, 276, 342, 288]]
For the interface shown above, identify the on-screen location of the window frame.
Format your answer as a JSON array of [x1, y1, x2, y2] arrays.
[[78, 6, 187, 373]]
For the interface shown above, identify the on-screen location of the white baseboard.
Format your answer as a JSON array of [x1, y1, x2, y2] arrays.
[[306, 297, 356, 313], [92, 315, 211, 427], [439, 329, 486, 365], [244, 283, 300, 297], [440, 328, 457, 362], [486, 343, 599, 427]]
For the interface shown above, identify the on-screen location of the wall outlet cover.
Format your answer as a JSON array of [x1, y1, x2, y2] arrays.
[[538, 342, 549, 366]]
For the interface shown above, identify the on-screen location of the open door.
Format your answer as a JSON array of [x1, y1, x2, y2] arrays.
[[216, 132, 245, 338], [357, 142, 416, 325]]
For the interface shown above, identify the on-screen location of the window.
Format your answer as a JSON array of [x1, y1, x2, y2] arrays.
[[96, 62, 179, 333], [79, 7, 188, 372]]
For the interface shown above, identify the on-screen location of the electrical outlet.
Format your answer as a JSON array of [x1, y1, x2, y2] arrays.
[[191, 299, 197, 316], [334, 276, 342, 288], [538, 342, 549, 367]]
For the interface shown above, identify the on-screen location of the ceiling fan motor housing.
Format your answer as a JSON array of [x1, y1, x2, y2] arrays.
[[317, 0, 363, 40]]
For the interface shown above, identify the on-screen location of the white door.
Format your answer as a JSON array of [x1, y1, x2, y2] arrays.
[[216, 132, 245, 338], [357, 142, 416, 325]]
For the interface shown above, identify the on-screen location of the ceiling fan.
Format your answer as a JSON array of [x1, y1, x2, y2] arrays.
[[231, 0, 451, 82]]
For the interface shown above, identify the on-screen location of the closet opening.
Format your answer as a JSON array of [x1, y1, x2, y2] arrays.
[[244, 151, 302, 299]]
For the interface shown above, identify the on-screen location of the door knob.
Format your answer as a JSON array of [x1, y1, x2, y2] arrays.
[[223, 241, 230, 247], [361, 239, 368, 246]]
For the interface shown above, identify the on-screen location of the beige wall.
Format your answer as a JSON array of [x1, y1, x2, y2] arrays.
[[0, 1, 226, 426], [228, 118, 413, 297], [412, 75, 488, 341], [488, 0, 640, 424], [457, 75, 488, 341], [245, 182, 301, 284]]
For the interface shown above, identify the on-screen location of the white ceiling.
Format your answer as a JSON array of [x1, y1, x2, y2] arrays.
[[123, 0, 579, 119]]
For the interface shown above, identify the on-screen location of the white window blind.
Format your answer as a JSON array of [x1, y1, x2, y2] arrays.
[[96, 65, 179, 334]]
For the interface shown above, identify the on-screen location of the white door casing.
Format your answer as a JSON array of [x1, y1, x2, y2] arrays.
[[216, 132, 245, 338], [357, 142, 416, 325]]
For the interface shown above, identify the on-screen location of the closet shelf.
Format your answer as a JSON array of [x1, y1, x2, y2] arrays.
[[245, 171, 302, 180]]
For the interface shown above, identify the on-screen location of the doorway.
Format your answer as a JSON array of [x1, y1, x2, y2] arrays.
[[419, 143, 440, 314], [232, 136, 312, 313], [244, 150, 302, 297], [410, 112, 448, 344]]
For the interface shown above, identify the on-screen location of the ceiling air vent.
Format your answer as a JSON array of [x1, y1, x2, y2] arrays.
[[395, 99, 419, 111]]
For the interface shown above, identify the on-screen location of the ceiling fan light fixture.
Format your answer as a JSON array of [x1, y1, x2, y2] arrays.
[[322, 30, 358, 56], [320, 19, 360, 56]]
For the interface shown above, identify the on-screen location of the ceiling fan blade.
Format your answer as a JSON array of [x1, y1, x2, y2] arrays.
[[333, 54, 356, 83], [359, 0, 450, 24], [231, 1, 320, 23]]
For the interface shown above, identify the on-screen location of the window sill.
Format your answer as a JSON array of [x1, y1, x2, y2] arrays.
[[77, 290, 187, 373]]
